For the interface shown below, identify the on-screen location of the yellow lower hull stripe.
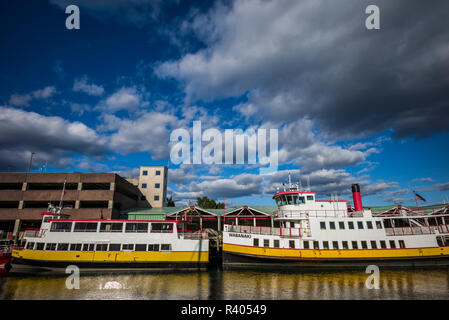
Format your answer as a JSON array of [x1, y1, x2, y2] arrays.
[[13, 249, 209, 263], [223, 243, 449, 259]]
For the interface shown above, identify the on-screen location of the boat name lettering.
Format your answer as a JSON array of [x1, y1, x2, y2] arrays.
[[229, 233, 251, 238]]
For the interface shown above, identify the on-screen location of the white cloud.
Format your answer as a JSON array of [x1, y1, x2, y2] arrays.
[[9, 94, 32, 107], [0, 106, 107, 170], [32, 86, 57, 99], [73, 76, 105, 96], [70, 103, 91, 116], [107, 111, 178, 159], [9, 86, 57, 106], [96, 87, 147, 113]]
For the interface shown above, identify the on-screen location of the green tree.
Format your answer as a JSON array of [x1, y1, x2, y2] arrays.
[[195, 196, 224, 209]]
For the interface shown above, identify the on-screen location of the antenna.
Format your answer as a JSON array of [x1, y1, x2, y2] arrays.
[[288, 172, 292, 189], [307, 176, 311, 192]]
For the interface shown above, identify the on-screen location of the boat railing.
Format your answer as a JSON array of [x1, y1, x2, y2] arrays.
[[178, 231, 209, 240], [438, 225, 449, 234], [384, 226, 435, 236], [276, 209, 362, 219], [224, 224, 304, 238], [23, 228, 45, 238]]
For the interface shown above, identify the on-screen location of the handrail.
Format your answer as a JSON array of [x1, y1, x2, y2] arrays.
[[23, 230, 45, 238], [438, 225, 449, 234], [224, 224, 304, 237], [276, 209, 360, 219], [178, 231, 209, 240], [384, 226, 435, 236]]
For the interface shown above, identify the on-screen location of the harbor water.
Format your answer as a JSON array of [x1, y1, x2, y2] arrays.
[[1, 267, 449, 300]]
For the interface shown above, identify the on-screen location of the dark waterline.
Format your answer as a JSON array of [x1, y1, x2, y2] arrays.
[[1, 267, 449, 300]]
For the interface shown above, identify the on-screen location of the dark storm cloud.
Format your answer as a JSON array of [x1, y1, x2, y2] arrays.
[[0, 106, 108, 171], [157, 0, 449, 139]]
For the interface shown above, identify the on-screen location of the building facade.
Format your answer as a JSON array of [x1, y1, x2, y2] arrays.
[[0, 172, 146, 239], [127, 166, 168, 208]]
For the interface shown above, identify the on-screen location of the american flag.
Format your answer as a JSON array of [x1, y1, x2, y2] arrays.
[[414, 191, 426, 202]]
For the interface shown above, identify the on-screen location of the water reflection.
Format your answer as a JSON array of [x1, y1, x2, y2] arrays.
[[1, 268, 449, 300]]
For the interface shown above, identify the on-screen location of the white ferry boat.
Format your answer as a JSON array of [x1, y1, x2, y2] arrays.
[[223, 181, 449, 268], [12, 204, 209, 270]]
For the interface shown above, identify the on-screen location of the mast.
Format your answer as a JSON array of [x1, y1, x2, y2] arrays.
[[58, 179, 66, 210]]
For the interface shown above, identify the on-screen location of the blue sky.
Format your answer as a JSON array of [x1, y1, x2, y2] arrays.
[[1, 0, 448, 207]]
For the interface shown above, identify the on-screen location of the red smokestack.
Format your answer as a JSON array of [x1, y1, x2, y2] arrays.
[[352, 183, 363, 211]]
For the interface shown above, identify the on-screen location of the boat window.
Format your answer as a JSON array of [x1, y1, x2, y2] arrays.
[[281, 196, 287, 205], [298, 196, 305, 204], [399, 240, 406, 249], [367, 221, 373, 229], [320, 222, 326, 230], [389, 240, 396, 249], [287, 195, 294, 205], [95, 244, 108, 251], [351, 241, 358, 249], [135, 244, 146, 251], [357, 221, 364, 229], [274, 239, 280, 248], [253, 238, 259, 247], [292, 195, 299, 204], [57, 243, 69, 251], [148, 244, 160, 251], [332, 241, 339, 249], [70, 243, 82, 251], [74, 222, 98, 232], [329, 222, 336, 230], [380, 240, 387, 249], [323, 241, 329, 249], [275, 198, 281, 206], [161, 244, 172, 251], [361, 241, 368, 249], [342, 241, 349, 249], [122, 244, 134, 251], [109, 244, 121, 251], [82, 243, 95, 251], [45, 243, 57, 251], [35, 243, 45, 250], [125, 223, 148, 233], [50, 222, 72, 232], [43, 217, 51, 223], [371, 241, 377, 249], [289, 240, 295, 249], [151, 223, 173, 233], [313, 241, 320, 249], [348, 222, 354, 230], [100, 223, 123, 232], [339, 222, 345, 230], [26, 242, 35, 250], [306, 195, 314, 201], [264, 239, 270, 247], [376, 221, 383, 229]]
